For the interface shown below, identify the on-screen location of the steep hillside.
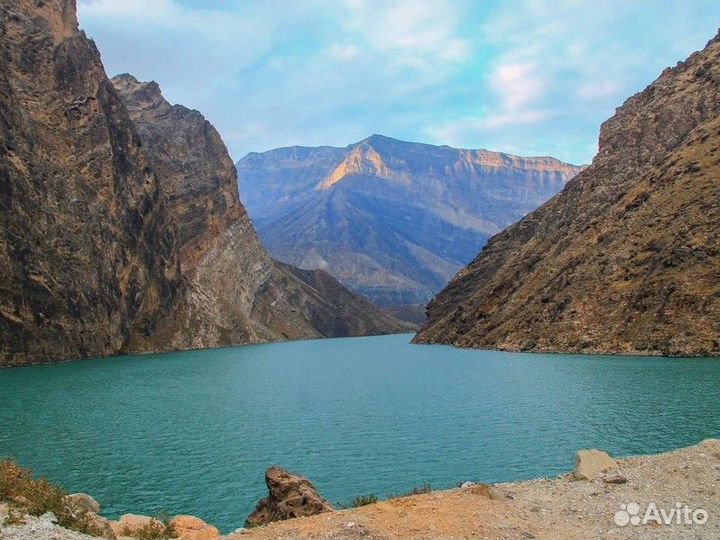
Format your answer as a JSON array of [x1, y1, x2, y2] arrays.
[[0, 0, 183, 365], [414, 32, 720, 356], [0, 0, 406, 367], [237, 136, 582, 307]]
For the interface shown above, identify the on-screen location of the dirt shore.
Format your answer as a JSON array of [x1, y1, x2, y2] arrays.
[[1, 440, 718, 539], [231, 439, 720, 540]]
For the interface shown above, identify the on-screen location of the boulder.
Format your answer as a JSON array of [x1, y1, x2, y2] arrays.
[[113, 513, 165, 537], [169, 515, 220, 539], [85, 513, 117, 539], [245, 466, 334, 528], [65, 493, 100, 514], [573, 449, 617, 480]]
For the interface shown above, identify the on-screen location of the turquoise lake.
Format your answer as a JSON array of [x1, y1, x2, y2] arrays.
[[1, 333, 719, 533]]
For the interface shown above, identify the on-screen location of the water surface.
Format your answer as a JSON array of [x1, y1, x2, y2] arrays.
[[1, 334, 718, 532]]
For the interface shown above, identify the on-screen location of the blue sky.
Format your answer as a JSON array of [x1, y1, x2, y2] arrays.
[[77, 0, 720, 165]]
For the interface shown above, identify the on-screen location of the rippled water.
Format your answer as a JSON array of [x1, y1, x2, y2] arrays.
[[1, 334, 719, 532]]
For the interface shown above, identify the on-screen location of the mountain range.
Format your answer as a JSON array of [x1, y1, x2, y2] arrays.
[[0, 0, 406, 367], [237, 136, 582, 313], [415, 31, 720, 357]]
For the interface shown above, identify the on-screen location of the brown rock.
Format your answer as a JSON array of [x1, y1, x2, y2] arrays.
[[169, 515, 220, 540], [573, 449, 617, 480], [85, 512, 116, 539], [245, 467, 334, 528]]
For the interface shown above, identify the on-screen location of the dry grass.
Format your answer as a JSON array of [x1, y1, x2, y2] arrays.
[[0, 459, 104, 536]]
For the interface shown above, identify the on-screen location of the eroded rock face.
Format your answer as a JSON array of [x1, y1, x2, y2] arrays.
[[245, 467, 334, 528], [0, 1, 406, 366], [0, 0, 182, 366], [414, 31, 720, 356]]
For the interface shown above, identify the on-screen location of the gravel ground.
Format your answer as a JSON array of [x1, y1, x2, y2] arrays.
[[234, 439, 720, 539]]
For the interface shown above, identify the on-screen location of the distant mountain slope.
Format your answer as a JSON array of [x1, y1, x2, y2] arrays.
[[237, 136, 582, 307], [0, 0, 407, 367], [414, 32, 720, 357]]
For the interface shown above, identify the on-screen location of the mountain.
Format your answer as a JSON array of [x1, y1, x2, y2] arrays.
[[237, 136, 582, 309], [0, 0, 407, 367], [414, 32, 720, 357]]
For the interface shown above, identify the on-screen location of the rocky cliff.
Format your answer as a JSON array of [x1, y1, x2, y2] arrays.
[[0, 0, 407, 367], [237, 136, 582, 308], [414, 31, 720, 356], [0, 0, 183, 365]]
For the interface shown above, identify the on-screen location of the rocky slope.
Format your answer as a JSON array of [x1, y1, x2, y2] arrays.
[[237, 136, 582, 309], [0, 0, 406, 367], [415, 31, 720, 356]]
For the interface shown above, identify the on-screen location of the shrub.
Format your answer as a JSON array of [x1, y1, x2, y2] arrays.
[[351, 494, 378, 507], [0, 459, 103, 536], [3, 506, 26, 526], [388, 482, 432, 499]]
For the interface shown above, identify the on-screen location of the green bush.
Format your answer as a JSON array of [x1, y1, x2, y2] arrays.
[[351, 494, 378, 507], [388, 482, 432, 499]]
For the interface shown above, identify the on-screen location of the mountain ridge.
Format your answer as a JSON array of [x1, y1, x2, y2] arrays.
[[237, 136, 582, 308]]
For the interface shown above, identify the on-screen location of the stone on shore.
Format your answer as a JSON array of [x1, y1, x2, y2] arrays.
[[573, 449, 617, 480], [169, 515, 220, 539], [65, 493, 100, 514], [245, 466, 334, 528], [110, 514, 164, 537]]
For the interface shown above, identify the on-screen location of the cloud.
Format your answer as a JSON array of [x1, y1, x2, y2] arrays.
[[77, 0, 720, 165], [341, 0, 471, 69]]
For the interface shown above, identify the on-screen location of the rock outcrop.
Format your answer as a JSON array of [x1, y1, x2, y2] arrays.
[[237, 135, 582, 310], [245, 467, 334, 528], [0, 0, 407, 367], [414, 31, 720, 356], [573, 449, 617, 480], [169, 515, 220, 540]]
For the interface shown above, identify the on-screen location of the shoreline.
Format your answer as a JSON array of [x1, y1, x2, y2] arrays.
[[1, 439, 718, 539]]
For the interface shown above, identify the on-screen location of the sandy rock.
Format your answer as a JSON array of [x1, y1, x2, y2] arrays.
[[573, 449, 617, 480], [84, 513, 116, 539], [113, 514, 164, 537], [169, 515, 220, 539], [65, 493, 100, 514], [245, 466, 334, 528]]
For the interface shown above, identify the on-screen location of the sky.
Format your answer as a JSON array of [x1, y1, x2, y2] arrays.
[[77, 0, 720, 165]]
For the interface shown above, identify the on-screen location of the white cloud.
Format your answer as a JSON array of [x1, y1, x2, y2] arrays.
[[492, 61, 547, 111], [340, 0, 471, 70]]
